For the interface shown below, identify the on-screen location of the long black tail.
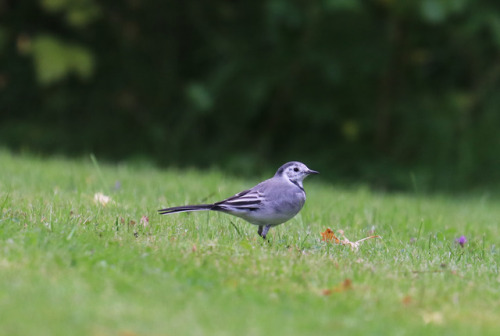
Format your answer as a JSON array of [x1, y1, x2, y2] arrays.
[[158, 204, 214, 215]]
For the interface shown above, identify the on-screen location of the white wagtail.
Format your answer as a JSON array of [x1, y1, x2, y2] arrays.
[[158, 161, 318, 239]]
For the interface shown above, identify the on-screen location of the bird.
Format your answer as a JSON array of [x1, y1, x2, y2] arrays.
[[158, 161, 319, 239]]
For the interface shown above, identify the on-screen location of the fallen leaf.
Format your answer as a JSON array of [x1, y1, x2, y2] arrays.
[[402, 295, 412, 306], [321, 228, 340, 243], [321, 228, 381, 251], [321, 289, 332, 296], [334, 278, 352, 292], [322, 278, 353, 296]]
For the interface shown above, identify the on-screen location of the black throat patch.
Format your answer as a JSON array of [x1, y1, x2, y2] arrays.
[[290, 179, 304, 192]]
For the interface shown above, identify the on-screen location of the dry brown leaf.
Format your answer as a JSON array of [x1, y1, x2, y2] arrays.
[[321, 228, 381, 251], [334, 278, 352, 292], [402, 295, 412, 306], [320, 228, 340, 243], [322, 278, 353, 296], [321, 289, 332, 296]]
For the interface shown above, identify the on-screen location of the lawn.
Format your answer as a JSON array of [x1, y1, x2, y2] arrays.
[[0, 149, 499, 335]]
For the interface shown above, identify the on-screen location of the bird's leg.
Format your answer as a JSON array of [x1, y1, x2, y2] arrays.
[[258, 225, 271, 239]]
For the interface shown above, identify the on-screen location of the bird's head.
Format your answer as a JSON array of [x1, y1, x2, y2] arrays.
[[275, 161, 319, 188]]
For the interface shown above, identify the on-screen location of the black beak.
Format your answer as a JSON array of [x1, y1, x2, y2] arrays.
[[307, 169, 319, 175]]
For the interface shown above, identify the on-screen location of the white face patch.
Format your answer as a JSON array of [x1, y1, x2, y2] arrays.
[[274, 161, 318, 188], [285, 163, 308, 182]]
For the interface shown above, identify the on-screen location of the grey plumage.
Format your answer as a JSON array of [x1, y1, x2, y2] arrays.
[[158, 161, 318, 239]]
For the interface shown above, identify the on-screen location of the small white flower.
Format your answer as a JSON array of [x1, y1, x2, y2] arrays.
[[94, 192, 111, 206]]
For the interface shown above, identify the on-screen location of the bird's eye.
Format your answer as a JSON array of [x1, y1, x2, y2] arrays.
[[293, 167, 299, 172]]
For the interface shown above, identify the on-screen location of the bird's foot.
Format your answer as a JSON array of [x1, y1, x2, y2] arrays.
[[258, 225, 271, 240]]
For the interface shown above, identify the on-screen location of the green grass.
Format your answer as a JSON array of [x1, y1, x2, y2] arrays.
[[1, 149, 499, 336]]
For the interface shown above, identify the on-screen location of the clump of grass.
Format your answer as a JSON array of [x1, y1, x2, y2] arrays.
[[1, 149, 499, 335]]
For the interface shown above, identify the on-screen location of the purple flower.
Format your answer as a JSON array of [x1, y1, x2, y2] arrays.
[[455, 235, 467, 247]]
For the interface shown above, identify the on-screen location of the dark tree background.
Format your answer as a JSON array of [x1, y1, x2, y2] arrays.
[[1, 0, 500, 191]]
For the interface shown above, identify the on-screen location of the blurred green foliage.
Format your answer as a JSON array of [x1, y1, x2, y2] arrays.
[[1, 0, 500, 191], [31, 35, 95, 84]]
